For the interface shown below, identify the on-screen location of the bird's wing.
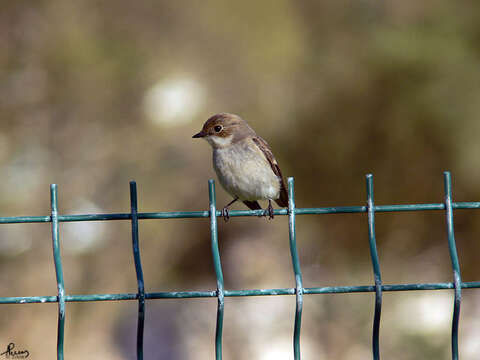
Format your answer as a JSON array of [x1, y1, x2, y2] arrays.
[[252, 136, 288, 207]]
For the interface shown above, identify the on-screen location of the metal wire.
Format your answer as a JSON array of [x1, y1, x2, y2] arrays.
[[366, 175, 382, 360], [50, 184, 65, 360], [443, 172, 462, 360], [287, 178, 303, 360], [208, 180, 225, 360], [130, 181, 145, 360], [0, 172, 476, 359]]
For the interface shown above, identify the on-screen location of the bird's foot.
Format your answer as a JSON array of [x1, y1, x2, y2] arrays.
[[266, 200, 274, 220], [221, 197, 238, 222], [221, 207, 230, 222]]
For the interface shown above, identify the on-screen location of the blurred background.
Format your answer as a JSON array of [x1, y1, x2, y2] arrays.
[[1, 0, 480, 359]]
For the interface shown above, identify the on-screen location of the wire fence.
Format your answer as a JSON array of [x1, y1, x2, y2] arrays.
[[0, 171, 479, 359]]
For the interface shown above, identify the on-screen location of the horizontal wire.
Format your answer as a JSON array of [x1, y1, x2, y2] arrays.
[[0, 202, 479, 224], [1, 281, 479, 304]]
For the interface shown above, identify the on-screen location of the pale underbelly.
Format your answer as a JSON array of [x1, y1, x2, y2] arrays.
[[213, 150, 280, 201]]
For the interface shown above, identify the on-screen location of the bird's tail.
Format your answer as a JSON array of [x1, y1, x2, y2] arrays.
[[243, 200, 262, 210], [275, 186, 288, 208]]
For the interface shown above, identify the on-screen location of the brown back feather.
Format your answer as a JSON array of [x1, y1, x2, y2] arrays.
[[251, 137, 289, 208]]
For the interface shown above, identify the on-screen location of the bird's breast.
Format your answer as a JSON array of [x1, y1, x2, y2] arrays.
[[213, 141, 280, 201]]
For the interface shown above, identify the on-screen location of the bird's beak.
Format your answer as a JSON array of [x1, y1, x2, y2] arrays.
[[192, 130, 206, 138]]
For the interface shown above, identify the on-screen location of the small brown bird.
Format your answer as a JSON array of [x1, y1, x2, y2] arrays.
[[193, 113, 288, 220]]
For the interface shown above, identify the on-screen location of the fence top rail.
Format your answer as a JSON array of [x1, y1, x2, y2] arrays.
[[2, 280, 480, 305], [0, 201, 479, 224]]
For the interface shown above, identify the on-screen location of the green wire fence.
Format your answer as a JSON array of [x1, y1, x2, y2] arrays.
[[0, 171, 478, 359]]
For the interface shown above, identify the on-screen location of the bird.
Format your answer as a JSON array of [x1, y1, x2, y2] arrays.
[[192, 113, 288, 221]]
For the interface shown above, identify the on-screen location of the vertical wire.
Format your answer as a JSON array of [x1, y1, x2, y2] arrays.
[[50, 184, 65, 360], [130, 181, 145, 360], [209, 180, 224, 360], [443, 172, 461, 360], [287, 177, 303, 360], [366, 174, 382, 360]]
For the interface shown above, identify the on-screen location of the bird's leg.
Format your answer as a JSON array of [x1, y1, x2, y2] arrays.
[[266, 199, 274, 220], [222, 197, 238, 222]]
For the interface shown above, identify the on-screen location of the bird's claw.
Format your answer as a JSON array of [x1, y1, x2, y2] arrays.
[[222, 207, 230, 222], [265, 201, 274, 220]]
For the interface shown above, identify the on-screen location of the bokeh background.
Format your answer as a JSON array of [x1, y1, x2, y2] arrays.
[[2, 1, 480, 359]]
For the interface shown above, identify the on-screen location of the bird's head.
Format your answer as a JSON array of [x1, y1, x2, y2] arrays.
[[192, 113, 254, 149]]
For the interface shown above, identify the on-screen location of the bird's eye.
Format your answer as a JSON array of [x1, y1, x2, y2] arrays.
[[214, 125, 222, 133]]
